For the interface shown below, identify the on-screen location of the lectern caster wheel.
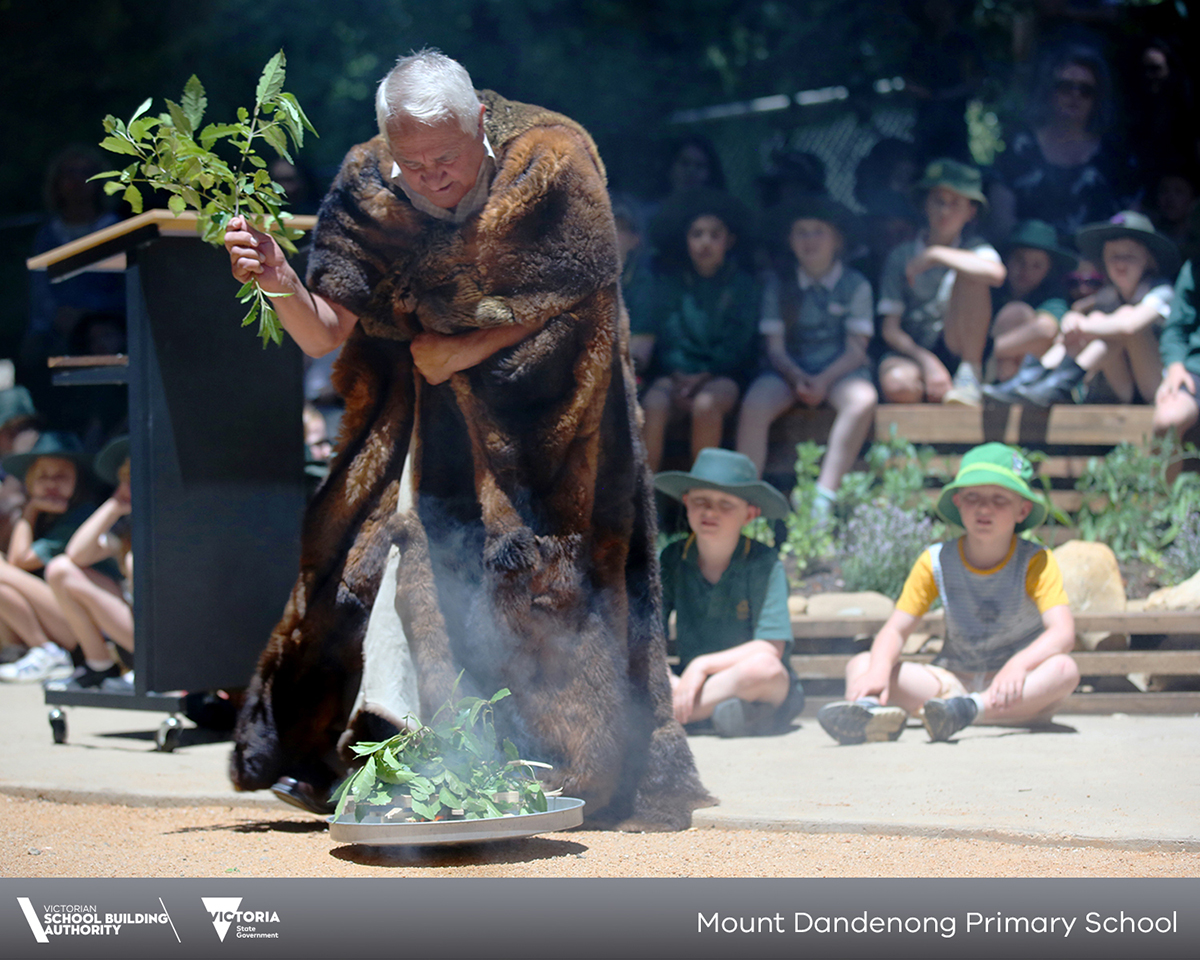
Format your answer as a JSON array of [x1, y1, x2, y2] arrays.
[[156, 715, 182, 752], [49, 708, 67, 745]]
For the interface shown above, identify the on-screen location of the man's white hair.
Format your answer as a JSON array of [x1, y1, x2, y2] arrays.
[[375, 49, 482, 138]]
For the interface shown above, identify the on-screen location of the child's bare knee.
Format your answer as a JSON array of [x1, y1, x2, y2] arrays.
[[44, 555, 78, 590]]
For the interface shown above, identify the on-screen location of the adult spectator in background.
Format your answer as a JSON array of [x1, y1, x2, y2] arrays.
[[990, 220, 1077, 381], [853, 138, 920, 211], [1123, 38, 1196, 189], [903, 0, 983, 166], [611, 199, 656, 384], [268, 157, 322, 216], [988, 45, 1137, 242]]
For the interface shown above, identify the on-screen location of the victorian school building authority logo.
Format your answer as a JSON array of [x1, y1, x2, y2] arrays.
[[16, 897, 179, 942]]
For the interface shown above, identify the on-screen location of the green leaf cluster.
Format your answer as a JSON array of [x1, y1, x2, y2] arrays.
[[1074, 436, 1200, 566], [93, 51, 317, 347], [331, 683, 549, 824], [780, 440, 834, 580]]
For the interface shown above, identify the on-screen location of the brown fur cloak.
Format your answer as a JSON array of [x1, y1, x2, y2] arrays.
[[229, 91, 713, 829]]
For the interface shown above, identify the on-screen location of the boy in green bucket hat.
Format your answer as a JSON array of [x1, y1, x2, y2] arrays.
[[655, 448, 805, 737], [818, 443, 1078, 744]]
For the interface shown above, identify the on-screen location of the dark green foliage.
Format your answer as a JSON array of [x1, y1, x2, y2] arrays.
[[1074, 438, 1200, 567], [94, 52, 316, 346], [331, 684, 549, 824]]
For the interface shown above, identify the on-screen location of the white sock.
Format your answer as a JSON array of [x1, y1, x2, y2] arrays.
[[86, 657, 116, 672], [967, 691, 986, 715], [41, 641, 66, 658], [955, 362, 982, 385]]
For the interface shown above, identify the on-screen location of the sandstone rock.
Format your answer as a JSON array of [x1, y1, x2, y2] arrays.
[[787, 594, 808, 618], [1053, 540, 1127, 650], [804, 591, 894, 620], [1143, 568, 1200, 611]]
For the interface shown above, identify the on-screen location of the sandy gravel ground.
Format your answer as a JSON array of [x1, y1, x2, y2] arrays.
[[3, 796, 1196, 879]]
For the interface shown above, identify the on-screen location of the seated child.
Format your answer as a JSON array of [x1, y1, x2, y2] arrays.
[[642, 190, 760, 470], [818, 443, 1078, 743], [985, 212, 1179, 406], [0, 432, 99, 683], [736, 197, 878, 524], [654, 448, 805, 737], [989, 220, 1077, 380], [45, 434, 132, 690], [877, 159, 1006, 406], [1154, 259, 1200, 461]]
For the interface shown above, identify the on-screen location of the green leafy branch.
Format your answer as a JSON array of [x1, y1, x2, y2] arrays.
[[331, 683, 550, 823], [93, 51, 317, 346]]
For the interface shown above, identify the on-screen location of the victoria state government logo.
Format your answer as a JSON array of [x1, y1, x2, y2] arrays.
[[202, 897, 282, 941]]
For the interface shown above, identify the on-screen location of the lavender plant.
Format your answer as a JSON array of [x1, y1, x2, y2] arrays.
[[840, 500, 943, 598]]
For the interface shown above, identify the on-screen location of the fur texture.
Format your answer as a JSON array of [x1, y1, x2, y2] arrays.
[[230, 92, 713, 828]]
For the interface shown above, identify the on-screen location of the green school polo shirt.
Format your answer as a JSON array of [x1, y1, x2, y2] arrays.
[[660, 534, 792, 669]]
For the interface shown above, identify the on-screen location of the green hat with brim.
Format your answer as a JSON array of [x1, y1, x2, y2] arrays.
[[1, 430, 90, 483], [654, 447, 791, 521], [935, 443, 1047, 532], [93, 435, 130, 486], [1003, 220, 1079, 277], [1074, 210, 1180, 280], [0, 386, 37, 431], [916, 157, 988, 208]]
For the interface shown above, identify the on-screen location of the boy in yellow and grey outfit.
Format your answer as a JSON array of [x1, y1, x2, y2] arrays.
[[818, 443, 1079, 743]]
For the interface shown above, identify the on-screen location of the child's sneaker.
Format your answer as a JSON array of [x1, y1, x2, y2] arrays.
[[0, 643, 73, 683], [711, 698, 778, 737], [817, 698, 908, 745], [46, 663, 123, 691], [922, 696, 979, 741]]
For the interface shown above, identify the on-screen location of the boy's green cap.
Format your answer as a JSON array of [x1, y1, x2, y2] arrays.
[[1, 430, 89, 482], [655, 447, 790, 521], [1003, 219, 1078, 276], [916, 157, 987, 208], [1074, 210, 1180, 279], [94, 434, 130, 486], [935, 442, 1047, 532]]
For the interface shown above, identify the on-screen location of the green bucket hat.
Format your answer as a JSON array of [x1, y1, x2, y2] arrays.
[[916, 157, 988, 208], [93, 434, 130, 486], [1003, 220, 1079, 276], [0, 386, 37, 431], [654, 447, 790, 521], [1074, 210, 1180, 279], [935, 443, 1046, 532], [1, 430, 89, 483]]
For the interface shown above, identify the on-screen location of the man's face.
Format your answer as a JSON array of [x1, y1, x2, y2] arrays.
[[952, 484, 1031, 540], [1006, 247, 1052, 300], [686, 215, 734, 278], [387, 108, 487, 210]]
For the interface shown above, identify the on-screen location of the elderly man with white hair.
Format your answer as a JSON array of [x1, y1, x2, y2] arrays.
[[224, 50, 712, 830]]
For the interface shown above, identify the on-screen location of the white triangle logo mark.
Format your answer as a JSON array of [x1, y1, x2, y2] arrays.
[[202, 897, 242, 942]]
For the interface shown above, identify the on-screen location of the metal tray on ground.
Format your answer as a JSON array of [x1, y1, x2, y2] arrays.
[[328, 796, 585, 846]]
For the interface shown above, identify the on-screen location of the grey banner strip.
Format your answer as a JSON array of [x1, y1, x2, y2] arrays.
[[1, 879, 1196, 959]]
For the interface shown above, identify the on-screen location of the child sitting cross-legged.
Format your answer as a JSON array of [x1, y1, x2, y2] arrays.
[[654, 448, 805, 737], [818, 443, 1079, 744]]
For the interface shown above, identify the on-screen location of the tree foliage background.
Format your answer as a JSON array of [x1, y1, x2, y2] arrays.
[[0, 0, 1190, 354]]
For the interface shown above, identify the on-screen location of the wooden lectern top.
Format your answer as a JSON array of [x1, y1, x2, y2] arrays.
[[26, 209, 317, 281]]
